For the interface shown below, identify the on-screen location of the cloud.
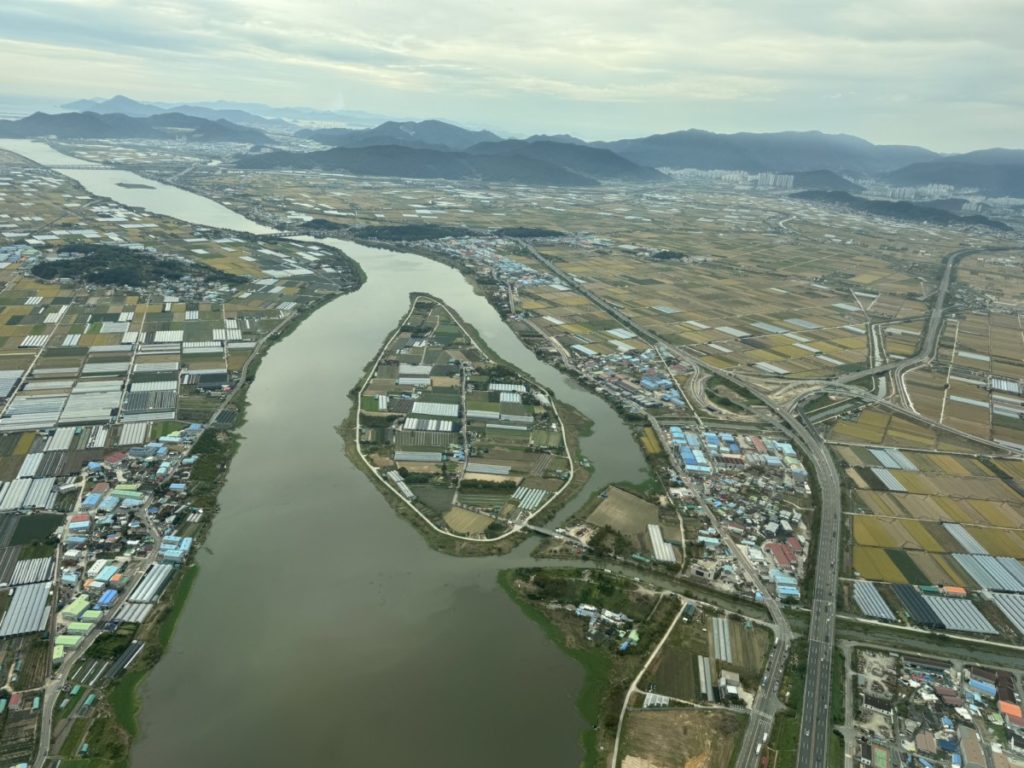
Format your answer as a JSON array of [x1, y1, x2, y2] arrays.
[[0, 0, 1021, 150]]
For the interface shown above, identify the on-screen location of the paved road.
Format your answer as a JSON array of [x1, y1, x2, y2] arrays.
[[517, 241, 840, 764]]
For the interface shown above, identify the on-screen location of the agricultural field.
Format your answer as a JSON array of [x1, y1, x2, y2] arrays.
[[135, 157, 1015, 388], [838, 445, 1024, 588], [642, 608, 772, 702], [0, 153, 361, 468], [828, 406, 985, 452], [619, 708, 746, 768], [903, 311, 1024, 444], [357, 295, 573, 538]]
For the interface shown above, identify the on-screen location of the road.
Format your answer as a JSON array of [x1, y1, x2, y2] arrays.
[[609, 598, 686, 768], [516, 240, 841, 765], [35, 497, 162, 767]]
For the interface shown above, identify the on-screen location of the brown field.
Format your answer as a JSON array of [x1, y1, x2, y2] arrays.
[[588, 486, 660, 535], [620, 708, 745, 768]]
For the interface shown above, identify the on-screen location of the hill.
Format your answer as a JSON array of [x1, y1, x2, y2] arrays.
[[790, 170, 863, 192], [886, 151, 1024, 197], [791, 190, 1009, 230], [33, 244, 247, 287], [236, 144, 601, 186], [0, 111, 268, 143], [297, 120, 502, 151], [595, 129, 937, 174], [466, 140, 664, 182]]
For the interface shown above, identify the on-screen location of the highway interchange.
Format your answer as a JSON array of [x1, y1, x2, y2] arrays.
[[517, 240, 1013, 767]]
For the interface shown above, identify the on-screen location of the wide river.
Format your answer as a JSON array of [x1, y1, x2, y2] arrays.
[[0, 139, 648, 766]]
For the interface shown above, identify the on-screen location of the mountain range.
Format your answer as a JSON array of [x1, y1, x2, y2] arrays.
[[0, 111, 267, 143], [61, 95, 393, 131], [13, 97, 1024, 200], [61, 95, 294, 133], [296, 120, 502, 151], [236, 134, 669, 185]]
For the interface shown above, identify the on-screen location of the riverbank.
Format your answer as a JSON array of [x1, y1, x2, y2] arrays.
[[44, 270, 368, 764], [499, 567, 680, 768]]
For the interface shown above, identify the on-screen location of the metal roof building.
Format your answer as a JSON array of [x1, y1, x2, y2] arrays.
[[647, 524, 676, 564], [394, 450, 443, 463], [852, 580, 895, 621], [465, 462, 511, 476], [511, 486, 549, 511], [115, 602, 153, 623], [0, 582, 50, 637], [993, 593, 1024, 635], [128, 563, 174, 604], [11, 557, 53, 586], [411, 401, 458, 418]]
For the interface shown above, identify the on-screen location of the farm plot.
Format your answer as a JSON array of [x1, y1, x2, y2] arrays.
[[587, 486, 660, 536], [619, 708, 745, 768]]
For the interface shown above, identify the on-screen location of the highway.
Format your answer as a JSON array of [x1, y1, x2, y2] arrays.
[[516, 239, 1019, 766], [516, 240, 843, 766]]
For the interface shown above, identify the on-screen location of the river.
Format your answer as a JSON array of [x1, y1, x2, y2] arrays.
[[0, 138, 648, 767]]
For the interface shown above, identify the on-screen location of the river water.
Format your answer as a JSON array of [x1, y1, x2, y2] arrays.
[[0, 139, 648, 767]]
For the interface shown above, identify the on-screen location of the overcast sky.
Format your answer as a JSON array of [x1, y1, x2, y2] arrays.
[[0, 0, 1021, 151]]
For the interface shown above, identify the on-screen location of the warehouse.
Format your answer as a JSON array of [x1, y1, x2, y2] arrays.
[[0, 582, 50, 637], [128, 563, 174, 603]]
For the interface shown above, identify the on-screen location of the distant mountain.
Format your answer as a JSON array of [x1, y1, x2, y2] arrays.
[[791, 190, 1009, 230], [236, 144, 600, 186], [594, 129, 938, 174], [60, 95, 294, 132], [524, 134, 587, 145], [182, 100, 392, 128], [297, 120, 502, 151], [790, 170, 863, 193], [62, 95, 159, 117], [0, 111, 268, 143], [886, 149, 1024, 197], [467, 139, 665, 181]]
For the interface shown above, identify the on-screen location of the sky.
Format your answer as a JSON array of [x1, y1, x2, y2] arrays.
[[0, 0, 1021, 151]]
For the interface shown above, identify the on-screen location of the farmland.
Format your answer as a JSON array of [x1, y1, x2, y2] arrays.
[[356, 294, 576, 541]]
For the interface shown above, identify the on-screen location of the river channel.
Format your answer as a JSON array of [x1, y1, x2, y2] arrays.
[[0, 139, 649, 767]]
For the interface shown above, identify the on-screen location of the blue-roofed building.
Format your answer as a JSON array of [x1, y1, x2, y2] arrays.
[[777, 585, 801, 600], [82, 492, 102, 509], [97, 589, 117, 608]]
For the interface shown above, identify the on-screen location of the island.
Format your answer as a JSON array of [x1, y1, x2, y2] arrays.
[[349, 294, 585, 553]]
